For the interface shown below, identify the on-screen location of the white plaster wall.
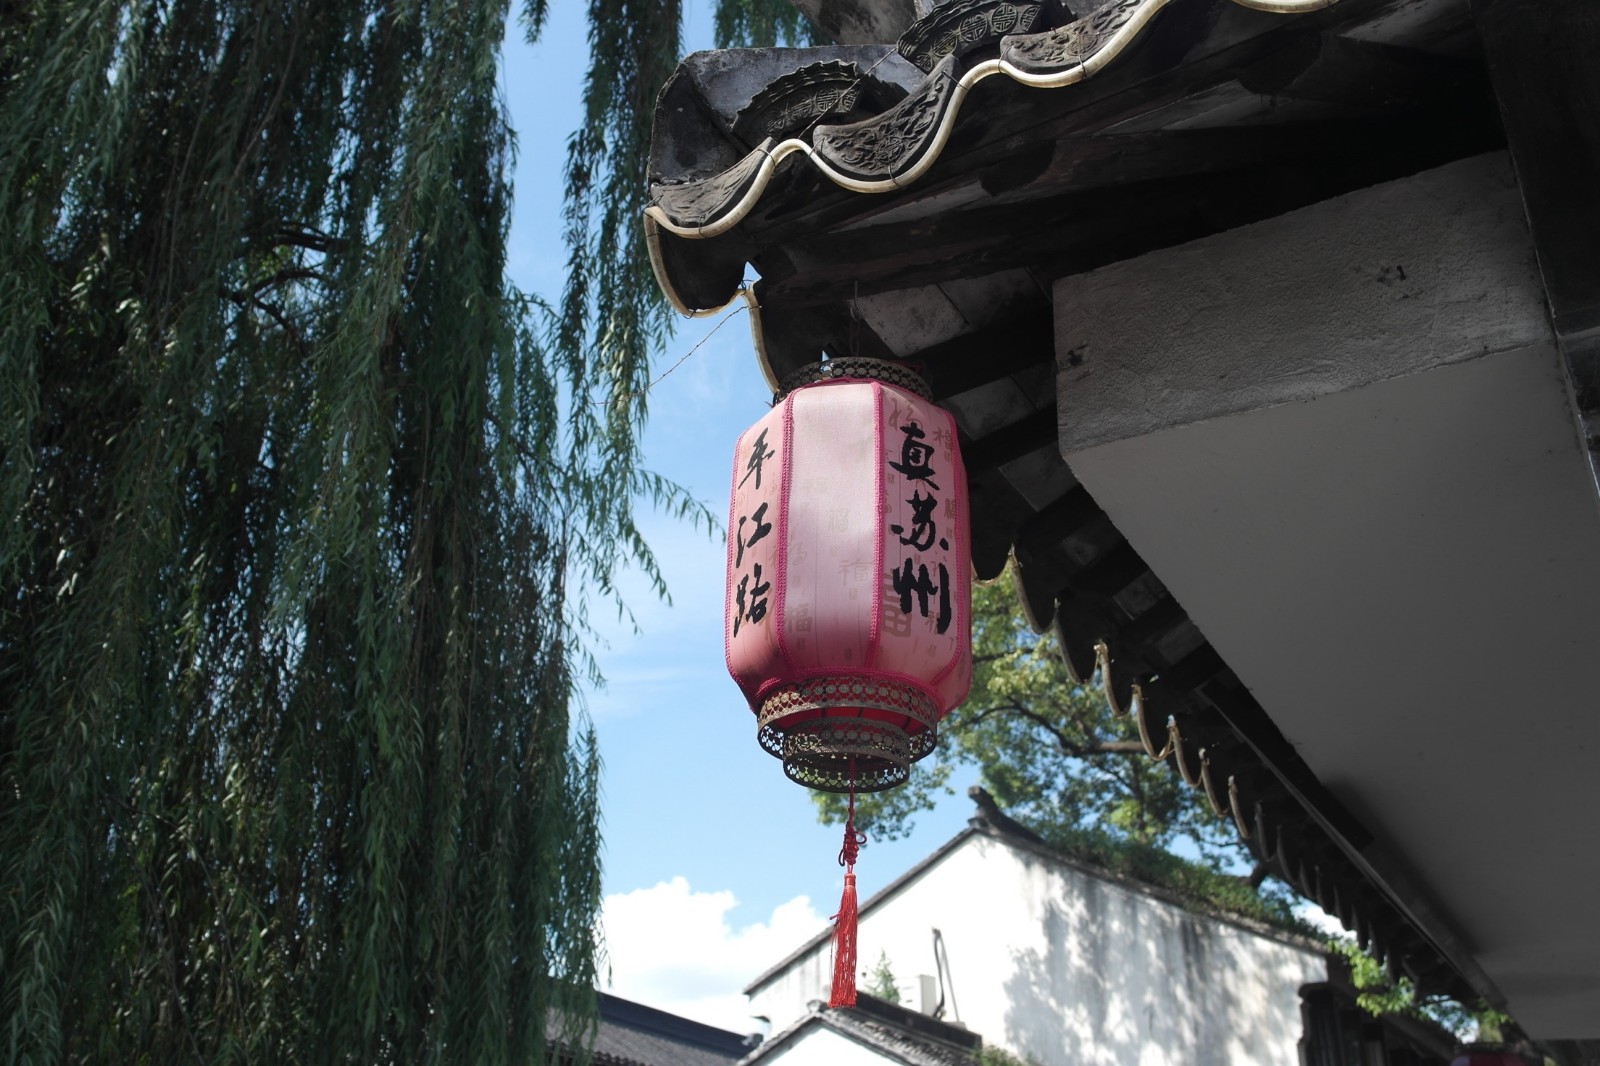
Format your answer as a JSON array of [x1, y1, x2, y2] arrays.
[[747, 833, 1327, 1066]]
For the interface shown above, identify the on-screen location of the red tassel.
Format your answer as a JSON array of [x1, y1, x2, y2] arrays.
[[829, 781, 866, 1008], [829, 870, 858, 1008]]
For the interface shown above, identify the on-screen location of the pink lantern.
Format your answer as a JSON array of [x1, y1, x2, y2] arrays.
[[725, 358, 972, 794], [724, 358, 972, 1007]]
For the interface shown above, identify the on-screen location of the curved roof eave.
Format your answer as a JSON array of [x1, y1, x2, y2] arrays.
[[644, 0, 1342, 316]]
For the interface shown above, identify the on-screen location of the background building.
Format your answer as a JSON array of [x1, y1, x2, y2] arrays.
[[747, 797, 1450, 1065]]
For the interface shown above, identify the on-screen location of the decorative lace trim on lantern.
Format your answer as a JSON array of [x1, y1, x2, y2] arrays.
[[770, 719, 914, 792], [774, 357, 931, 403], [757, 676, 939, 755], [757, 676, 941, 791]]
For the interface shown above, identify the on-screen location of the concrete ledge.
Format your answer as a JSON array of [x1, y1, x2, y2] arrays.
[[1053, 151, 1551, 453]]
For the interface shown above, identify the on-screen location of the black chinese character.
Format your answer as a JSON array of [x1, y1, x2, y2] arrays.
[[890, 558, 952, 634], [739, 428, 776, 491], [735, 501, 772, 568], [734, 563, 772, 636], [888, 422, 939, 489], [889, 490, 938, 552]]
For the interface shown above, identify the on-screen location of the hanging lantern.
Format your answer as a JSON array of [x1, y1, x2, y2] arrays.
[[724, 357, 972, 1007], [725, 357, 972, 790]]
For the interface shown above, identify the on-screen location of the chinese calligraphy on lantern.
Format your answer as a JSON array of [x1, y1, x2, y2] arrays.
[[888, 421, 940, 489], [732, 431, 777, 637], [886, 420, 952, 634], [740, 427, 775, 490], [734, 563, 770, 634]]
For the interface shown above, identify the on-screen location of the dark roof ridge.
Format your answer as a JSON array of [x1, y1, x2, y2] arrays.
[[597, 991, 754, 1054], [738, 1010, 825, 1065], [738, 995, 983, 1066], [645, 0, 1355, 314], [846, 992, 982, 1050]]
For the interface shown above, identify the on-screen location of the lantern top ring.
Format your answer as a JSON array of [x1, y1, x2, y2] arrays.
[[773, 357, 932, 403]]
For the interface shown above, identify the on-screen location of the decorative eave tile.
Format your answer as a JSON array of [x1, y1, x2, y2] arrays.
[[896, 0, 1049, 74], [1000, 0, 1171, 84], [647, 138, 777, 236], [732, 61, 903, 143], [811, 56, 961, 186]]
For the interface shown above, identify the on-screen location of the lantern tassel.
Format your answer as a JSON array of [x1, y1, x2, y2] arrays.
[[829, 784, 866, 1008]]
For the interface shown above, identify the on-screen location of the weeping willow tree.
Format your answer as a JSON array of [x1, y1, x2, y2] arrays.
[[0, 0, 678, 1059], [556, 0, 821, 437], [1, 0, 813, 1058]]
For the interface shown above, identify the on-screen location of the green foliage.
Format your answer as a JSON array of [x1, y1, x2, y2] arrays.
[[715, 0, 826, 48], [1036, 826, 1311, 935], [1330, 938, 1421, 1019], [548, 0, 822, 534], [864, 950, 901, 1004], [816, 575, 1242, 862], [978, 1047, 1042, 1066], [811, 573, 1310, 931], [554, 0, 682, 541], [0, 0, 699, 1059], [1327, 939, 1510, 1040]]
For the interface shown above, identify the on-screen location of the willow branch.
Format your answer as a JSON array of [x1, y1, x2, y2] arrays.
[[247, 267, 326, 296], [224, 289, 309, 360], [269, 226, 343, 254]]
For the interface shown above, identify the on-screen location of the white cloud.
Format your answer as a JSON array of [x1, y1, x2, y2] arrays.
[[600, 877, 825, 1033], [1294, 900, 1348, 939]]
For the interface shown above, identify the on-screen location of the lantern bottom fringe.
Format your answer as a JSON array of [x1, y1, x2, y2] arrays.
[[763, 717, 918, 793]]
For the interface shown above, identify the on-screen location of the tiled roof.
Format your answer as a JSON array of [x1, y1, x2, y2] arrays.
[[649, 0, 1334, 245], [584, 993, 756, 1066], [741, 993, 982, 1066]]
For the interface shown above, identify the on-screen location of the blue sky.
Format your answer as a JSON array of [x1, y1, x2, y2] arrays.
[[499, 2, 980, 1031]]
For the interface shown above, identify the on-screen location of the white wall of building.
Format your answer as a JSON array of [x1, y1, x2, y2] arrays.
[[747, 831, 1327, 1066]]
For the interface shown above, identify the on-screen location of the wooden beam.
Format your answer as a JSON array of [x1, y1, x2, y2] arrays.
[[962, 405, 1059, 470], [1473, 0, 1600, 339], [751, 296, 901, 384], [964, 465, 1036, 580], [754, 108, 1503, 307], [917, 304, 1056, 398], [1238, 30, 1482, 110], [756, 170, 1232, 305]]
